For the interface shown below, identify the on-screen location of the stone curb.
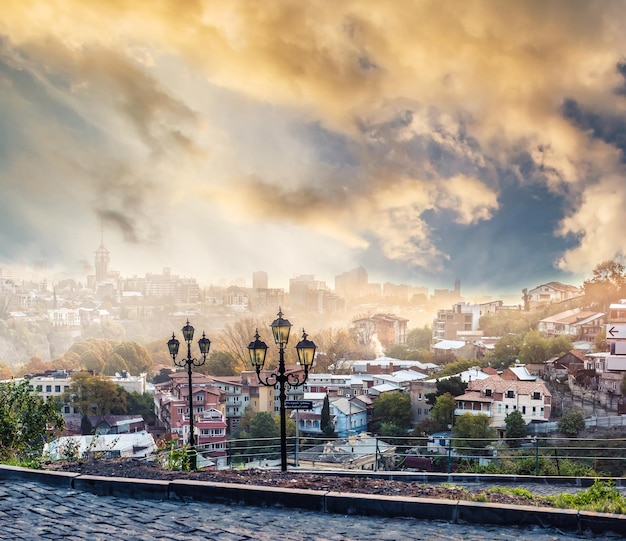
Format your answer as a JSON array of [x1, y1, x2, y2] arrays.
[[1, 465, 625, 536]]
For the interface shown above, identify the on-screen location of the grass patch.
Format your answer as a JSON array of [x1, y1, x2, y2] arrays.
[[550, 479, 626, 514]]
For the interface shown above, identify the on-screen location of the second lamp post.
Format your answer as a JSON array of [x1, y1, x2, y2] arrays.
[[248, 309, 316, 471], [167, 320, 211, 470]]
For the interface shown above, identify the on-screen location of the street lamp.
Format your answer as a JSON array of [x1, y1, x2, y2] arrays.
[[247, 308, 316, 471], [167, 320, 211, 470]]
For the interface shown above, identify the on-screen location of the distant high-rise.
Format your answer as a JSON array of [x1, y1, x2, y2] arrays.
[[335, 266, 368, 299], [252, 271, 268, 289]]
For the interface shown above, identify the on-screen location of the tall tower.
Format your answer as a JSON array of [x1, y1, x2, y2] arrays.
[[95, 221, 110, 283]]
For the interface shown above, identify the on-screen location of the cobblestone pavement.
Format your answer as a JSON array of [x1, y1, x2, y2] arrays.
[[1, 480, 621, 541]]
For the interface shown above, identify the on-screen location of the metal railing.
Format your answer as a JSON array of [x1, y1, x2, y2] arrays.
[[157, 434, 626, 478]]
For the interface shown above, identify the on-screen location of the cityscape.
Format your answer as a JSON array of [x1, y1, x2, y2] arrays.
[[2, 233, 626, 474]]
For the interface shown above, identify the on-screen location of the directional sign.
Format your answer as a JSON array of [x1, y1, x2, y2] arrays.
[[606, 325, 626, 339], [285, 400, 313, 410]]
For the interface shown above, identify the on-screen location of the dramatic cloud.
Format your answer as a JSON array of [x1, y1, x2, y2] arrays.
[[1, 0, 626, 295]]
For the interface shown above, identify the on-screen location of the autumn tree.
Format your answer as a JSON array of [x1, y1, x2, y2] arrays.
[[111, 341, 153, 375], [204, 351, 245, 377], [583, 260, 626, 311], [102, 353, 129, 376], [218, 317, 267, 367], [0, 380, 64, 462], [0, 361, 12, 380]]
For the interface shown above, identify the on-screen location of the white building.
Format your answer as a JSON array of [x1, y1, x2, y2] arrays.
[[45, 431, 157, 460]]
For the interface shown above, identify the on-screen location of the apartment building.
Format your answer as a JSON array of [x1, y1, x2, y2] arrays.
[[454, 375, 552, 435]]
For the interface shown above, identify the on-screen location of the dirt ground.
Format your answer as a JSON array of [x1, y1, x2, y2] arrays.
[[45, 458, 554, 507]]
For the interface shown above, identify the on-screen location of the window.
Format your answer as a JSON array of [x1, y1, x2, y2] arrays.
[[55, 385, 61, 393], [506, 390, 515, 398], [485, 389, 492, 397], [46, 385, 52, 392], [532, 392, 541, 400]]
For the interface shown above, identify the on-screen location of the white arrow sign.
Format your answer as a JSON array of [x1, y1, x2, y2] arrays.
[[606, 325, 626, 339]]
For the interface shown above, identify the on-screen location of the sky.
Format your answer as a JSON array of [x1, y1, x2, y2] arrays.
[[2, 1, 626, 297]]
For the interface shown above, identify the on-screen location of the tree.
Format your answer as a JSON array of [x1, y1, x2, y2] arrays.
[[373, 391, 412, 430], [452, 413, 496, 455], [492, 334, 523, 368], [321, 395, 336, 438], [65, 371, 127, 416], [126, 391, 157, 425], [0, 361, 13, 380], [204, 351, 245, 377], [518, 330, 549, 365], [249, 412, 279, 440], [111, 341, 153, 376], [80, 415, 93, 435], [429, 393, 456, 431], [406, 326, 432, 350], [16, 355, 50, 377], [102, 353, 129, 376], [0, 380, 64, 462], [583, 259, 626, 311], [558, 410, 585, 437], [504, 410, 526, 447], [218, 317, 267, 368], [247, 411, 280, 459]]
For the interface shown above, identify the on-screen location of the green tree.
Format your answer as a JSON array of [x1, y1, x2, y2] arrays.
[[452, 413, 496, 455], [65, 372, 127, 416], [558, 410, 586, 437], [125, 391, 157, 425], [547, 335, 573, 358], [491, 333, 523, 368], [0, 380, 64, 462], [373, 391, 412, 430], [406, 326, 432, 350], [249, 411, 279, 440], [321, 395, 336, 438], [248, 411, 280, 459], [429, 393, 456, 431], [425, 376, 467, 406], [519, 330, 549, 365], [504, 409, 526, 447], [80, 415, 93, 435]]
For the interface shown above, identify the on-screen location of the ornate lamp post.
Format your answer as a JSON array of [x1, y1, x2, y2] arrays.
[[167, 320, 211, 470], [247, 308, 316, 471]]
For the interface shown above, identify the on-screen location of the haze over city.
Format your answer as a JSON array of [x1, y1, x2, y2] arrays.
[[2, 2, 626, 296]]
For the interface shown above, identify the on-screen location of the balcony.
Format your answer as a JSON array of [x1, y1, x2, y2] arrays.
[[455, 408, 491, 417]]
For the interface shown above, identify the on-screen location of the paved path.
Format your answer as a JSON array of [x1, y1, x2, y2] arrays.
[[0, 479, 611, 541]]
